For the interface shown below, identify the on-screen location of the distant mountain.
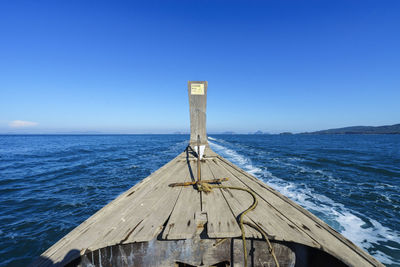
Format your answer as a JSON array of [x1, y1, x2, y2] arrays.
[[302, 123, 400, 134], [221, 131, 236, 134], [249, 130, 271, 135]]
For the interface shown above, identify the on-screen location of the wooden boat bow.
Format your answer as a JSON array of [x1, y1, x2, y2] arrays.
[[32, 81, 383, 267]]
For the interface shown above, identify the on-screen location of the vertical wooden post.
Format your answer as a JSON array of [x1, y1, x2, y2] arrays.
[[188, 81, 208, 146]]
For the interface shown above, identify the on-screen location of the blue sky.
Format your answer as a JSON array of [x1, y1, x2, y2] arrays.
[[0, 0, 399, 134]]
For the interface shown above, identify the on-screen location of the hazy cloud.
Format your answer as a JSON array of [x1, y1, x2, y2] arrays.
[[9, 120, 39, 128]]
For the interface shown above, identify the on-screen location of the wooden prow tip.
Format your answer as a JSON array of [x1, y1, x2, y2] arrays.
[[188, 81, 208, 146]]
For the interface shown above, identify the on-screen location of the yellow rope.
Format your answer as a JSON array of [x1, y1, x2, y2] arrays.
[[208, 185, 257, 267], [244, 221, 280, 267]]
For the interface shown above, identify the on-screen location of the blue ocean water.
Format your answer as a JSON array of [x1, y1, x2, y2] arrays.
[[0, 134, 399, 266]]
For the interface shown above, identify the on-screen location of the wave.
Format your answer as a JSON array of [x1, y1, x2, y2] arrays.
[[208, 138, 400, 265], [208, 136, 229, 144]]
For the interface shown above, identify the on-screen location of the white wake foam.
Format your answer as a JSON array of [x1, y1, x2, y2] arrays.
[[208, 137, 400, 265]]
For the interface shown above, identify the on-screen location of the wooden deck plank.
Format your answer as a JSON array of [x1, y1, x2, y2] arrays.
[[88, 160, 189, 248], [162, 158, 201, 239], [204, 146, 218, 157], [38, 154, 185, 264], [201, 160, 242, 238], [216, 155, 382, 267], [208, 158, 262, 239], [209, 158, 318, 247], [205, 159, 262, 239], [124, 161, 191, 243], [207, 158, 274, 240]]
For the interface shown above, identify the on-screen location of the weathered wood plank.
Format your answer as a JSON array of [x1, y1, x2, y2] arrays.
[[37, 154, 185, 265], [88, 160, 189, 249], [204, 146, 218, 157], [201, 160, 242, 238], [216, 155, 382, 267], [188, 81, 208, 145], [124, 161, 191, 243], [209, 158, 318, 247], [163, 159, 201, 239], [205, 159, 262, 239]]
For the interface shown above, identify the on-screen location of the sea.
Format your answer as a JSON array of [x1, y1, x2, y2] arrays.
[[0, 134, 399, 266]]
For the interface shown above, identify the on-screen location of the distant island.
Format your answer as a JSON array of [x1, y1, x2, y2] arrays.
[[249, 130, 270, 134], [302, 123, 400, 134]]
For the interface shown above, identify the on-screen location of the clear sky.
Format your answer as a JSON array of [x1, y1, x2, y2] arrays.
[[0, 0, 399, 134]]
